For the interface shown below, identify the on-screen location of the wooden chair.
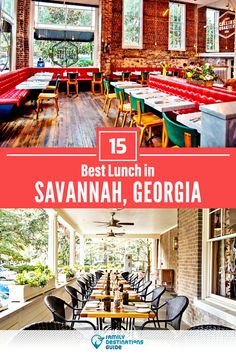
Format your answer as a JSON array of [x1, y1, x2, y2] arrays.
[[119, 72, 131, 82], [91, 72, 103, 94], [103, 79, 116, 115], [114, 87, 133, 127], [130, 95, 163, 146], [44, 74, 60, 94], [67, 72, 79, 96], [36, 77, 60, 119], [137, 72, 149, 85], [162, 112, 199, 147]]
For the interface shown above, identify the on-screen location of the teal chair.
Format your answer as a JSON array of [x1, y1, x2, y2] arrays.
[[162, 113, 199, 147]]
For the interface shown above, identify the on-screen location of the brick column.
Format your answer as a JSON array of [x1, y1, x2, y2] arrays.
[[16, 0, 31, 68]]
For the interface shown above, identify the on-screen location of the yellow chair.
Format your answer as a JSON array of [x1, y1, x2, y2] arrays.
[[44, 74, 60, 94], [36, 77, 60, 119], [114, 87, 133, 127], [130, 95, 163, 146], [92, 72, 103, 94], [103, 79, 116, 115], [67, 72, 79, 96]]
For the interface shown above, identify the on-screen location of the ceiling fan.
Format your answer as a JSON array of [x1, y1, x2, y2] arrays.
[[96, 230, 126, 238], [94, 212, 134, 228]]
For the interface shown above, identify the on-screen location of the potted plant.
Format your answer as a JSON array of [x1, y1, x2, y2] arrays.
[[185, 63, 216, 87], [8, 263, 55, 302], [58, 266, 75, 283]]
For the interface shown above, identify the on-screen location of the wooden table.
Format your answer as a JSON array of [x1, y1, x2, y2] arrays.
[[110, 81, 142, 89], [90, 292, 140, 301], [81, 303, 155, 330]]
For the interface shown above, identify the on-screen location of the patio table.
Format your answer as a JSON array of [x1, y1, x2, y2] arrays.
[[90, 291, 140, 301], [176, 112, 202, 134], [81, 303, 155, 330]]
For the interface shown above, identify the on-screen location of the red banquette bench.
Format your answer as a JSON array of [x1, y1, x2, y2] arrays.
[[0, 67, 99, 117], [148, 75, 236, 115]]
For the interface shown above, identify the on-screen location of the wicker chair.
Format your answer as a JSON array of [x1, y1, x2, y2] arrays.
[[141, 295, 189, 330], [23, 321, 73, 330], [44, 295, 96, 330], [188, 324, 234, 330]]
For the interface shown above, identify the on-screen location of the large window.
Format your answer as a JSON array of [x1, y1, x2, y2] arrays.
[[34, 2, 97, 67], [203, 209, 236, 305], [169, 2, 186, 51], [122, 0, 143, 49], [206, 8, 219, 52], [0, 0, 16, 73]]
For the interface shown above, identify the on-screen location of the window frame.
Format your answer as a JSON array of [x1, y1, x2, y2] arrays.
[[168, 1, 186, 52], [122, 0, 144, 50], [206, 7, 220, 53], [202, 209, 236, 310]]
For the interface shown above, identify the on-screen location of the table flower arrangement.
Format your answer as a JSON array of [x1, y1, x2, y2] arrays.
[[160, 61, 170, 77], [185, 63, 217, 87]]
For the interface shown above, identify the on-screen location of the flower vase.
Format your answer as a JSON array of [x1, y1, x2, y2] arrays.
[[162, 68, 167, 77], [204, 80, 213, 88]]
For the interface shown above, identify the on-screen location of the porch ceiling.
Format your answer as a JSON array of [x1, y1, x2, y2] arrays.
[[58, 209, 178, 238]]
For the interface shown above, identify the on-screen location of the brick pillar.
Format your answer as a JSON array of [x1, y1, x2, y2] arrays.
[[177, 209, 202, 326], [16, 0, 31, 69], [100, 0, 113, 74]]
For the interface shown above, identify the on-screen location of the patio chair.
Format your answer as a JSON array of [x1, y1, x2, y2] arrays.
[[67, 72, 79, 96], [22, 321, 73, 330], [162, 112, 199, 147], [133, 278, 144, 292], [129, 274, 138, 287], [95, 270, 103, 282], [136, 281, 152, 301], [121, 272, 129, 280], [77, 279, 92, 297], [114, 87, 133, 127], [130, 95, 163, 146], [44, 295, 96, 330], [65, 285, 88, 313], [141, 295, 189, 330], [188, 324, 235, 330]]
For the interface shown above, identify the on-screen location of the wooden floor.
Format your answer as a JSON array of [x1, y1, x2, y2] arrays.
[[0, 92, 161, 148]]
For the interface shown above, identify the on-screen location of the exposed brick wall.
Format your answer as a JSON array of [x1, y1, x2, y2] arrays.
[[177, 209, 202, 326], [160, 227, 178, 291], [16, 0, 31, 69], [101, 0, 197, 74]]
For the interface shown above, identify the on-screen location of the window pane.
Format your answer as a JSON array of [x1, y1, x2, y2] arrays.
[[209, 209, 222, 238], [37, 5, 66, 26], [212, 237, 236, 300], [169, 2, 185, 51], [206, 8, 219, 52], [66, 8, 93, 28], [223, 209, 236, 236], [2, 0, 14, 17], [123, 0, 142, 48]]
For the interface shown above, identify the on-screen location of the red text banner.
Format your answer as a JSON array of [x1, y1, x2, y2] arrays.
[[0, 128, 235, 208]]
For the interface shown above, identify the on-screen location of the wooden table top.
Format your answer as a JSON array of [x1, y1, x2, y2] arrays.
[[81, 304, 155, 319], [90, 293, 140, 301]]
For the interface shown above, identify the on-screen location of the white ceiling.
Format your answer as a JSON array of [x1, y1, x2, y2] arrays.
[[58, 209, 178, 238]]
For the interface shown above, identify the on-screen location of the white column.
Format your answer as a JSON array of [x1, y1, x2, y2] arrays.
[[151, 239, 158, 273], [78, 234, 85, 266], [48, 210, 58, 279], [69, 229, 76, 269]]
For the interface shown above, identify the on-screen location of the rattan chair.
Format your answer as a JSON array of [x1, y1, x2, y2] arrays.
[[188, 324, 234, 330], [23, 321, 73, 330], [141, 295, 189, 330], [44, 295, 96, 330]]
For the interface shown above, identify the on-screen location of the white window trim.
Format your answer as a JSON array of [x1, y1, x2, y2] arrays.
[[168, 2, 186, 52], [206, 8, 220, 53], [202, 209, 236, 310], [0, 0, 16, 71], [122, 0, 143, 50]]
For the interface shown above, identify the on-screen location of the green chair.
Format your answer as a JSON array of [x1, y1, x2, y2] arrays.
[[137, 72, 149, 85], [103, 79, 116, 115], [119, 72, 131, 82], [92, 72, 103, 94], [130, 95, 163, 146], [114, 87, 133, 127], [162, 112, 199, 147]]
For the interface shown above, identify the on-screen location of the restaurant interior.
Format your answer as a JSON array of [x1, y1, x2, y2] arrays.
[[0, 208, 235, 331], [0, 0, 236, 147]]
